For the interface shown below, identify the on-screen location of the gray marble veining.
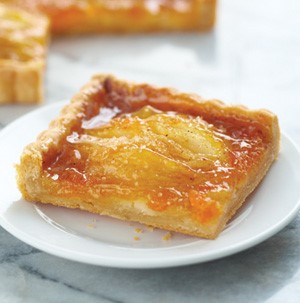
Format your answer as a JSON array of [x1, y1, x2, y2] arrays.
[[1, 0, 300, 302], [1, 216, 300, 303]]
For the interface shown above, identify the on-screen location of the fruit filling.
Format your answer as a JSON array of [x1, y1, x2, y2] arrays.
[[43, 88, 268, 224]]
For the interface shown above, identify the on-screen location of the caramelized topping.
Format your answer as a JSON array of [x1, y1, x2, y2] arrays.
[[4, 0, 209, 34], [0, 4, 48, 62], [44, 87, 268, 225]]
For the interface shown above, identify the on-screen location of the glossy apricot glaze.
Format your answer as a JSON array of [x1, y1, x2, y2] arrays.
[[43, 86, 268, 225]]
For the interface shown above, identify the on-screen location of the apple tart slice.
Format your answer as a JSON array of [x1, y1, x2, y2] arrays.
[[0, 4, 49, 104], [16, 75, 280, 239]]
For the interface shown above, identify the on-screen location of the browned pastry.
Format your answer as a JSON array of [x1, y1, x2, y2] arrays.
[[16, 75, 280, 239], [0, 4, 49, 104], [4, 0, 217, 34]]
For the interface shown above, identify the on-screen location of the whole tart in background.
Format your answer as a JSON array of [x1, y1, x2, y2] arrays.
[[0, 0, 216, 104], [0, 4, 49, 104], [3, 0, 217, 34]]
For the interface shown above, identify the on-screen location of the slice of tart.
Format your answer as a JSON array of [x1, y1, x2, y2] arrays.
[[16, 75, 280, 239], [5, 0, 216, 34], [0, 4, 49, 104]]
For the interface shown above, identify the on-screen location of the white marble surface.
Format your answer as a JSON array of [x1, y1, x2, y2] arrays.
[[1, 0, 300, 302]]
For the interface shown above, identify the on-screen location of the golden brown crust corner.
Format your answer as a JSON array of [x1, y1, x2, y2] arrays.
[[17, 75, 106, 190]]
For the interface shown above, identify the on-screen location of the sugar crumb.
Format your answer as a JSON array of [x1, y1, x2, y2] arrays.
[[87, 223, 96, 229], [134, 236, 140, 241], [134, 228, 143, 234], [162, 232, 172, 241]]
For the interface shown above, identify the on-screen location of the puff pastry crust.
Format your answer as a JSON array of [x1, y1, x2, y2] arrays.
[[0, 4, 49, 104], [5, 0, 216, 34], [16, 75, 280, 239]]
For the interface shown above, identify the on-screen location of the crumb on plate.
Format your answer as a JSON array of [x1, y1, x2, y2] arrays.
[[134, 227, 143, 233], [162, 232, 172, 241], [87, 223, 96, 229]]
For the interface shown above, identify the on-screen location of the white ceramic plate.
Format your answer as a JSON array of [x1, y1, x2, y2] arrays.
[[1, 101, 300, 269]]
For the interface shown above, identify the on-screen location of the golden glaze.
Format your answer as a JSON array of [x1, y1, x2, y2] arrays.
[[43, 83, 269, 225], [4, 0, 216, 34]]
